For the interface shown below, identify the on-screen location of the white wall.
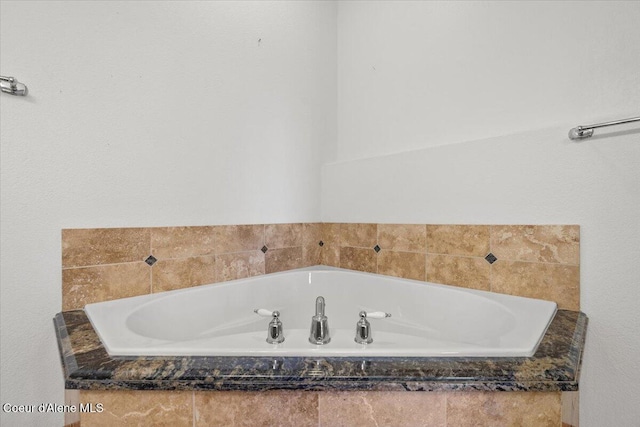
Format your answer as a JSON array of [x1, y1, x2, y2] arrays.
[[3, 1, 639, 426], [337, 1, 640, 161], [328, 2, 640, 426], [0, 1, 336, 425]]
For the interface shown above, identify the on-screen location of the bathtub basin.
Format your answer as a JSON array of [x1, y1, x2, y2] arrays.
[[84, 266, 557, 357]]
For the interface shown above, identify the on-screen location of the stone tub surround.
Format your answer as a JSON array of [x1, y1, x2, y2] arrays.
[[56, 309, 586, 425], [61, 224, 324, 311], [60, 223, 581, 426], [62, 223, 579, 311]]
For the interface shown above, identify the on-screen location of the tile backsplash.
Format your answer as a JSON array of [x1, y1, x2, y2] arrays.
[[62, 223, 579, 311]]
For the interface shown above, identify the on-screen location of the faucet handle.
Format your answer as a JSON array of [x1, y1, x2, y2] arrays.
[[254, 309, 284, 344], [355, 310, 391, 344], [254, 308, 278, 317], [365, 311, 391, 319]]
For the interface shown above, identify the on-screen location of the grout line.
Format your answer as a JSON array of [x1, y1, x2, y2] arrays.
[[62, 260, 148, 270], [375, 226, 379, 274], [425, 252, 429, 282], [192, 391, 195, 427], [425, 252, 579, 267], [149, 231, 153, 294], [444, 392, 448, 426], [489, 227, 493, 292]]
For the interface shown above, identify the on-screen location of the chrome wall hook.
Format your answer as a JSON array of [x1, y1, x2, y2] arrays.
[[1, 76, 28, 96]]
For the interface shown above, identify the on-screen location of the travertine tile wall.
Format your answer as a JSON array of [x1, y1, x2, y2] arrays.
[[320, 223, 579, 310], [62, 224, 322, 310], [74, 389, 570, 426], [62, 223, 580, 426], [62, 223, 579, 311]]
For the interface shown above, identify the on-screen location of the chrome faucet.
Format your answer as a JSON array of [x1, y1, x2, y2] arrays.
[[254, 309, 284, 344], [309, 296, 330, 345], [355, 311, 391, 344]]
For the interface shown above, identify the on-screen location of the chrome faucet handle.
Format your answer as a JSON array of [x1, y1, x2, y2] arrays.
[[254, 309, 284, 344], [355, 310, 391, 344]]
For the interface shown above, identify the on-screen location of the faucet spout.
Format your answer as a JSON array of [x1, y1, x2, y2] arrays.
[[309, 296, 330, 345]]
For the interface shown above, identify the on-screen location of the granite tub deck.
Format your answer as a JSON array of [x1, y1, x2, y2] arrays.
[[55, 309, 586, 392]]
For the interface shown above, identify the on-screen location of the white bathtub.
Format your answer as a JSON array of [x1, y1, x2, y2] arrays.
[[84, 266, 557, 358]]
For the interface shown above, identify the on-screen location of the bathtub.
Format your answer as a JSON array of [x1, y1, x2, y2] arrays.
[[84, 266, 557, 358]]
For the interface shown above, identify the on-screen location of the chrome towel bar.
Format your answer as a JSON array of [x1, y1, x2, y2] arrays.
[[568, 116, 640, 140], [0, 76, 28, 96]]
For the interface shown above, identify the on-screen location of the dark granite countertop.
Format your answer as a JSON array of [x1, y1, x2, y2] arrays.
[[54, 309, 586, 392]]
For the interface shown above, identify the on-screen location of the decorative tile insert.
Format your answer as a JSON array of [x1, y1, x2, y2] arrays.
[[484, 252, 497, 264], [318, 241, 324, 247], [144, 255, 157, 266], [261, 245, 268, 253], [373, 244, 381, 253]]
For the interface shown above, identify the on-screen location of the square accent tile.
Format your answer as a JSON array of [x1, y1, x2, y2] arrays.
[[261, 245, 268, 253], [144, 255, 157, 266], [319, 241, 324, 247], [484, 253, 498, 264], [374, 245, 381, 253]]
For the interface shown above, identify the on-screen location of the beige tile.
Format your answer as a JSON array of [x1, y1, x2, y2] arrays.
[[302, 223, 323, 267], [318, 391, 446, 427], [426, 225, 490, 257], [64, 390, 80, 427], [340, 247, 377, 273], [214, 225, 264, 254], [195, 391, 318, 427], [562, 391, 579, 427], [62, 262, 149, 310], [492, 261, 579, 310], [320, 223, 341, 267], [152, 256, 216, 292], [215, 251, 264, 282], [265, 247, 303, 274], [321, 222, 341, 246], [340, 223, 377, 248], [151, 226, 215, 259], [426, 255, 490, 291], [491, 225, 580, 265], [446, 391, 561, 427], [378, 224, 427, 252], [265, 223, 303, 248], [62, 228, 150, 268], [79, 390, 192, 427], [377, 251, 426, 281]]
